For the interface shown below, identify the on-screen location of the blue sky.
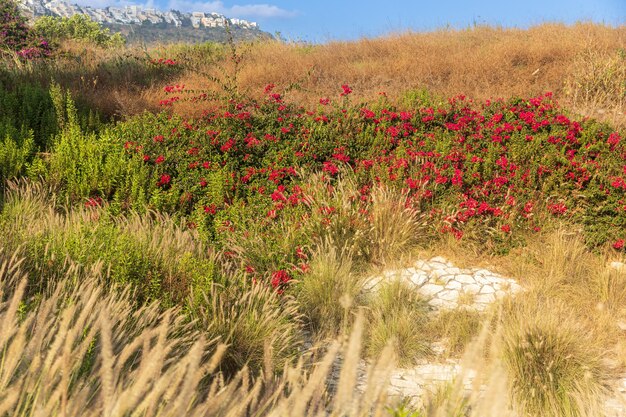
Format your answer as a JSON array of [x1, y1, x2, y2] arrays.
[[77, 0, 626, 42]]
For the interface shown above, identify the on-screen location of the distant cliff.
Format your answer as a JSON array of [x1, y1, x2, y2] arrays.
[[103, 21, 273, 45], [19, 0, 274, 44]]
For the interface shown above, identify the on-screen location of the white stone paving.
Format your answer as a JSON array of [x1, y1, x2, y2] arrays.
[[325, 257, 626, 414], [364, 256, 523, 311]]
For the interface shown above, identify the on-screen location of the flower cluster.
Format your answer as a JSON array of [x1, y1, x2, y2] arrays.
[[109, 85, 626, 288], [151, 57, 177, 66], [0, 1, 51, 59]]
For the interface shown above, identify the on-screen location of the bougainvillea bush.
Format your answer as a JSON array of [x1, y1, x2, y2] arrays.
[[0, 0, 50, 58], [47, 83, 625, 288]]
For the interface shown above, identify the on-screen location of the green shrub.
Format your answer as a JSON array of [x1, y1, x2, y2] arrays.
[[34, 14, 125, 48], [0, 130, 34, 183], [47, 92, 149, 204], [0, 82, 58, 150], [0, 181, 219, 305]]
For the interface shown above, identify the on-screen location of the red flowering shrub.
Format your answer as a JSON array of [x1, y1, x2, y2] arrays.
[[0, 0, 51, 59], [60, 85, 626, 287]]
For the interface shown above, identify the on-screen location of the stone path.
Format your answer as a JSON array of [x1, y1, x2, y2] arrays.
[[328, 356, 474, 408], [331, 256, 626, 413], [364, 256, 523, 311]]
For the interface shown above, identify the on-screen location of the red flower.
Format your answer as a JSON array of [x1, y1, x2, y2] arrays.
[[84, 197, 103, 208], [157, 174, 171, 187], [547, 202, 567, 216], [271, 187, 287, 202], [296, 246, 308, 260], [319, 97, 330, 105], [613, 239, 625, 250], [155, 155, 165, 164], [322, 161, 339, 175], [270, 270, 291, 288], [607, 132, 620, 147], [340, 84, 352, 96], [220, 138, 235, 152], [501, 224, 511, 233]]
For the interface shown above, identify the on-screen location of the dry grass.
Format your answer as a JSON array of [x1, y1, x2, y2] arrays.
[[1, 239, 625, 416], [190, 279, 304, 374], [301, 174, 427, 267], [366, 279, 432, 366], [427, 309, 482, 357], [295, 237, 363, 337], [7, 23, 623, 127], [163, 23, 625, 127], [368, 186, 428, 266], [0, 249, 399, 417]]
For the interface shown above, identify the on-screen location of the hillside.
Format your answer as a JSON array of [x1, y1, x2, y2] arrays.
[[103, 22, 273, 44], [2, 16, 626, 417], [19, 0, 273, 44], [14, 23, 622, 127]]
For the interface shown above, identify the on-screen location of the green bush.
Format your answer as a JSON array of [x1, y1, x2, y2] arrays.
[[33, 14, 125, 48], [0, 130, 34, 183], [0, 82, 58, 149], [0, 182, 220, 305]]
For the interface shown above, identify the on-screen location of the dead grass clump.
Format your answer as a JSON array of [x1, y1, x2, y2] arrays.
[[366, 279, 431, 366], [564, 48, 626, 127], [501, 301, 612, 417], [427, 309, 483, 357], [295, 237, 363, 337], [190, 277, 304, 374]]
